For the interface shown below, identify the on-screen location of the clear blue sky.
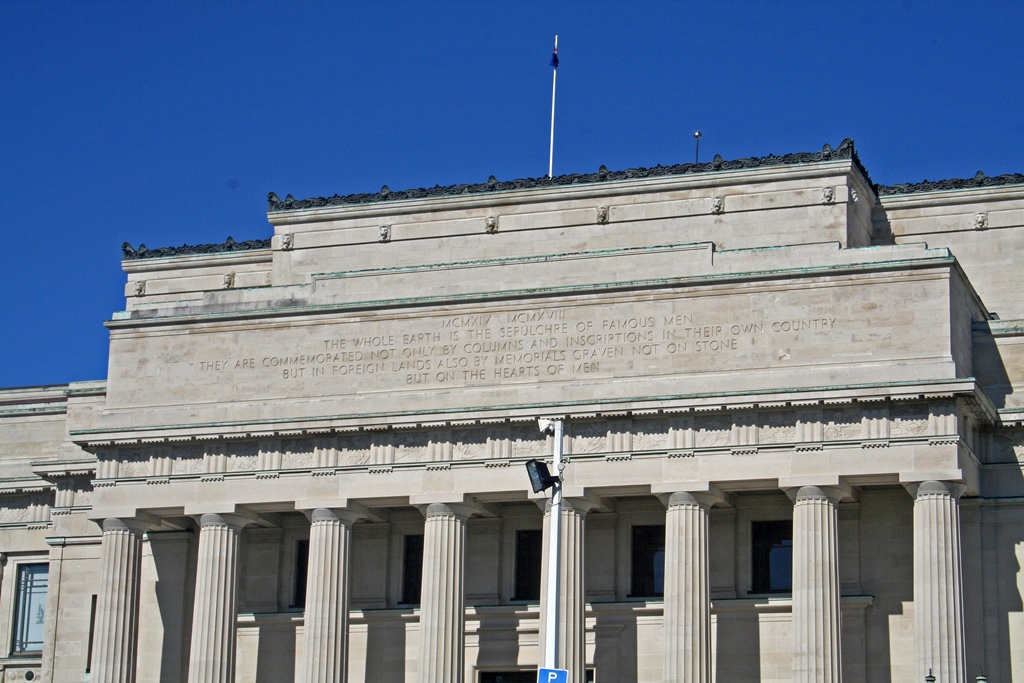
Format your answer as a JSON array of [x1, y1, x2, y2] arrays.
[[2, 1, 1022, 388]]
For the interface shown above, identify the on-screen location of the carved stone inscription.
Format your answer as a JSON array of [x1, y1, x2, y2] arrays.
[[184, 301, 838, 390]]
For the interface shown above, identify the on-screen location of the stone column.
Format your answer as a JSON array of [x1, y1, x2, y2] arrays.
[[187, 513, 247, 683], [417, 503, 470, 683], [661, 492, 713, 683], [910, 480, 966, 683], [539, 497, 592, 683], [90, 518, 148, 683], [303, 508, 360, 683], [791, 486, 843, 683]]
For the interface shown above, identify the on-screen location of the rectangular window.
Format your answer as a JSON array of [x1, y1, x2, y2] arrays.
[[479, 671, 537, 683], [751, 520, 793, 593], [292, 540, 310, 608], [11, 563, 48, 655], [630, 525, 665, 598], [513, 529, 542, 601], [401, 534, 424, 605]]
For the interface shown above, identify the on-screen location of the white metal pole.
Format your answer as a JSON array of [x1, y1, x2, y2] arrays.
[[544, 419, 564, 669], [548, 35, 558, 179]]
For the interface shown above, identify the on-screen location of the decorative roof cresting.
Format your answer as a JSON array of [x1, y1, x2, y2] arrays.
[[122, 236, 271, 261], [876, 170, 1024, 196], [268, 139, 867, 213]]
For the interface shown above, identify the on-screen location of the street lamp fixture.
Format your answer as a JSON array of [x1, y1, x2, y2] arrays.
[[525, 458, 558, 493]]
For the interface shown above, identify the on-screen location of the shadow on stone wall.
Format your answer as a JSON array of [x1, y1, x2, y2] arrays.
[[857, 488, 912, 683], [149, 529, 196, 683], [364, 616, 407, 683], [714, 610, 761, 682], [253, 622, 296, 682], [979, 427, 1024, 680], [593, 608, 638, 683]]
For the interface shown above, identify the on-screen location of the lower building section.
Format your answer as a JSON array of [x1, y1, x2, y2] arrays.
[[15, 485, 1020, 682]]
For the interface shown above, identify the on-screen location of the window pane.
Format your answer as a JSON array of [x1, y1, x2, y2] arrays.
[[768, 540, 793, 591], [293, 540, 310, 608], [479, 672, 536, 683], [630, 525, 665, 597], [402, 534, 424, 604], [751, 520, 793, 593], [12, 563, 48, 654], [513, 529, 542, 600]]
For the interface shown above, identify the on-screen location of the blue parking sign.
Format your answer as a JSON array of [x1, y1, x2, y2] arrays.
[[537, 668, 568, 683]]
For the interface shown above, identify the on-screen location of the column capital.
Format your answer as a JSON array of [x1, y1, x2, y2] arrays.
[[299, 499, 390, 523], [195, 512, 250, 531], [418, 501, 475, 521], [532, 492, 603, 515], [566, 494, 600, 514], [100, 517, 152, 534], [304, 506, 367, 526], [655, 484, 728, 510], [783, 484, 851, 504], [904, 479, 966, 500]]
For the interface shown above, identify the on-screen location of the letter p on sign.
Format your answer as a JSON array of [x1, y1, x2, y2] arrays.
[[536, 668, 568, 683]]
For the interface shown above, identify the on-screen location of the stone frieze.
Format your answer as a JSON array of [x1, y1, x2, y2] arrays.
[[92, 400, 955, 482]]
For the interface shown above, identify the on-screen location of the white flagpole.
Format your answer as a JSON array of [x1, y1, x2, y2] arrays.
[[548, 35, 558, 178]]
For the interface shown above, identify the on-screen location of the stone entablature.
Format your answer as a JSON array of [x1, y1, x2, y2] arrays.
[[82, 398, 974, 497], [90, 398, 958, 472], [93, 245, 981, 443]]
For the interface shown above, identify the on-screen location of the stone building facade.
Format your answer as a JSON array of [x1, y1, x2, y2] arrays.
[[2, 140, 1024, 682]]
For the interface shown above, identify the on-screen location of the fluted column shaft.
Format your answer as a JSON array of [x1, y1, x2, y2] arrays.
[[539, 498, 589, 683], [791, 486, 842, 683], [91, 518, 147, 683], [303, 508, 358, 683], [662, 493, 712, 683], [911, 480, 966, 683], [187, 513, 246, 683], [417, 503, 468, 683]]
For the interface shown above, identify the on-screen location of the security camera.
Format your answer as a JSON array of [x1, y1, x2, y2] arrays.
[[537, 418, 555, 434]]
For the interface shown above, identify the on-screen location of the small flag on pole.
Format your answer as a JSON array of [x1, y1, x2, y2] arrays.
[[550, 40, 559, 69]]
